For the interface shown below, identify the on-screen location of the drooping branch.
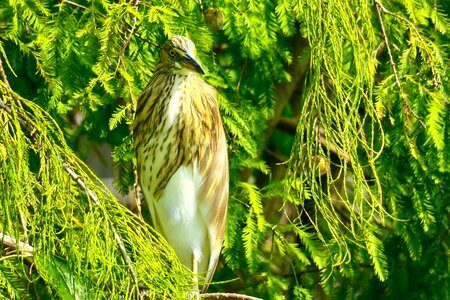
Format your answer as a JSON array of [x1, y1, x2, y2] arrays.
[[374, 0, 439, 88], [117, 0, 140, 107], [278, 117, 351, 162], [0, 98, 31, 132], [62, 162, 138, 284], [375, 1, 426, 128], [0, 87, 138, 287]]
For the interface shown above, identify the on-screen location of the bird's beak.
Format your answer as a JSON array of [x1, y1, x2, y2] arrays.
[[182, 53, 206, 75]]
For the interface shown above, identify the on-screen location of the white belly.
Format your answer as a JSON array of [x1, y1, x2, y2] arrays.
[[153, 165, 208, 271]]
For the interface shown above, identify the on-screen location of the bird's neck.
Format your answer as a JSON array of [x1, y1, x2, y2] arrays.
[[154, 67, 196, 77]]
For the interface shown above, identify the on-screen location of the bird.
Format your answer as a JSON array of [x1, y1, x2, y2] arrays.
[[133, 35, 229, 295]]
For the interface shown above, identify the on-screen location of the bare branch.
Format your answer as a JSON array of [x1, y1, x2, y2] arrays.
[[61, 0, 88, 10], [201, 293, 262, 300], [0, 232, 34, 255]]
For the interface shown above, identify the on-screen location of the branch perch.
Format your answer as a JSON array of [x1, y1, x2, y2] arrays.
[[201, 293, 262, 300]]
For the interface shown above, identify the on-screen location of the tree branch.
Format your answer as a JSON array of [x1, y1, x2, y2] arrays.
[[131, 168, 143, 218], [201, 293, 262, 300], [0, 98, 32, 132], [0, 232, 34, 256], [61, 0, 88, 10], [118, 0, 140, 62], [374, 0, 439, 88], [375, 1, 426, 128], [117, 0, 140, 107]]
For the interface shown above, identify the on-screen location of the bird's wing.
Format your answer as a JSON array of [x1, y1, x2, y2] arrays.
[[187, 82, 228, 292], [199, 129, 228, 292]]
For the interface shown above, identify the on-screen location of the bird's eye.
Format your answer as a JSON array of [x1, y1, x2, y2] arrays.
[[169, 50, 176, 57]]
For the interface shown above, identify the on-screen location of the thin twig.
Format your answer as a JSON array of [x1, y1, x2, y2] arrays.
[[119, 0, 140, 61], [235, 59, 247, 98], [0, 98, 31, 132], [375, 0, 439, 87], [375, 1, 426, 128], [317, 132, 351, 163], [0, 57, 24, 110], [0, 58, 11, 89], [62, 163, 102, 206], [315, 123, 351, 162], [61, 0, 88, 10], [265, 148, 288, 163], [129, 29, 157, 45], [117, 0, 140, 106], [198, 0, 204, 14], [277, 116, 298, 135]]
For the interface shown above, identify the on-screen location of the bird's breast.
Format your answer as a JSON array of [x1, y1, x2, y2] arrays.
[[134, 73, 219, 200]]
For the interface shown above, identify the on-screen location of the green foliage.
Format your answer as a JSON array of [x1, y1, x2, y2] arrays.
[[0, 87, 192, 298], [0, 0, 449, 299], [0, 260, 27, 299]]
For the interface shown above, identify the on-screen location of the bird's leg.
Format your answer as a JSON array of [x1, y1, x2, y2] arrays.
[[190, 253, 200, 299]]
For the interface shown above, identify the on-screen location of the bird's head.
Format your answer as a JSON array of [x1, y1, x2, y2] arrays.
[[158, 36, 206, 76]]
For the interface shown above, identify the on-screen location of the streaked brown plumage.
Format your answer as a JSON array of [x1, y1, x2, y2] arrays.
[[133, 36, 228, 294]]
